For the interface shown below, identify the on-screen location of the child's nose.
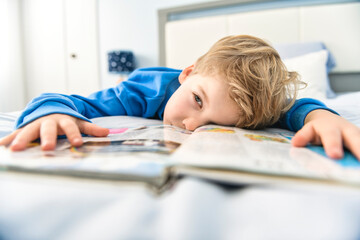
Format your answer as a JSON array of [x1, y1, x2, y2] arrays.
[[182, 118, 201, 131]]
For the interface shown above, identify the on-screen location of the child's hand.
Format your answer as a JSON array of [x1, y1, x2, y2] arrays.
[[292, 109, 360, 160], [0, 114, 109, 151]]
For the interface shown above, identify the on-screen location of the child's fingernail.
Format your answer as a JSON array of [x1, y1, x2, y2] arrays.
[[332, 148, 343, 159], [73, 138, 82, 145], [10, 140, 18, 147], [10, 142, 20, 151]]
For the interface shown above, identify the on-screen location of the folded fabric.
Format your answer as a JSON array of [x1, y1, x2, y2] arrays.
[[283, 50, 328, 101], [275, 42, 336, 98]]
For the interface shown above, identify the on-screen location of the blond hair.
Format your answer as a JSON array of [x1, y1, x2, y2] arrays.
[[192, 35, 301, 129]]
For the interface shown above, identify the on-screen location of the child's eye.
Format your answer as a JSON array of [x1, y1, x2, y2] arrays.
[[194, 94, 203, 108]]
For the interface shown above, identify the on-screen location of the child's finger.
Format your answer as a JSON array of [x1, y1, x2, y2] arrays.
[[318, 128, 343, 159], [0, 129, 21, 146], [40, 119, 58, 150], [342, 127, 360, 161], [58, 118, 83, 147], [291, 124, 317, 147], [79, 121, 109, 137], [10, 124, 40, 151]]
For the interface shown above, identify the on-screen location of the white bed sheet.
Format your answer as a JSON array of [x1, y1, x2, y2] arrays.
[[1, 175, 360, 240], [323, 91, 360, 127]]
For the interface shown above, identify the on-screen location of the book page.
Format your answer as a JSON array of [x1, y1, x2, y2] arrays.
[[0, 116, 191, 187], [171, 125, 360, 186], [54, 116, 192, 151]]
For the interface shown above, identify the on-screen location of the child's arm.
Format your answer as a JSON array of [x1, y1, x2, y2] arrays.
[[14, 68, 179, 129], [0, 68, 181, 151], [292, 109, 360, 160]]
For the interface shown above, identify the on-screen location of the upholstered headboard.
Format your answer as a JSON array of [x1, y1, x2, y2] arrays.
[[158, 0, 360, 92]]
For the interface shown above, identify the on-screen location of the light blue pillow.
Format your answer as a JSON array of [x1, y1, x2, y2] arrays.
[[274, 42, 336, 98]]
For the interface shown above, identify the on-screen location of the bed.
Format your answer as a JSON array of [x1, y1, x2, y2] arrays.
[[1, 1, 360, 239]]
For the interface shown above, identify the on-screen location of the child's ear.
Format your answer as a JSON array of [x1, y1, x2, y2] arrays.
[[179, 65, 194, 84]]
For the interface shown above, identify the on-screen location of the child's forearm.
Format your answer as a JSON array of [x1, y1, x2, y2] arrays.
[[304, 109, 332, 125], [15, 89, 128, 129], [16, 93, 92, 129], [279, 98, 338, 132]]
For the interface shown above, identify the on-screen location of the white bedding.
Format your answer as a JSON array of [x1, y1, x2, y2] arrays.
[[323, 91, 360, 127], [0, 112, 19, 138]]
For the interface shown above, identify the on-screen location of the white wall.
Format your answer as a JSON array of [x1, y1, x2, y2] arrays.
[[98, 0, 214, 89], [0, 0, 25, 112]]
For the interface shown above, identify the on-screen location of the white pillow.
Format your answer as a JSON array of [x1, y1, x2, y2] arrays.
[[283, 50, 328, 101]]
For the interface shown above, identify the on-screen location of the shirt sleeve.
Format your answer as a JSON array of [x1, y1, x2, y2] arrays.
[[15, 89, 126, 129], [275, 98, 339, 132], [15, 68, 181, 129]]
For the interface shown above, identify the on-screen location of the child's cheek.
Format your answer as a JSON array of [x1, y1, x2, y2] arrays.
[[179, 93, 192, 112]]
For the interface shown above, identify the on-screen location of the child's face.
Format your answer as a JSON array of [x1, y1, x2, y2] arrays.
[[163, 67, 240, 131]]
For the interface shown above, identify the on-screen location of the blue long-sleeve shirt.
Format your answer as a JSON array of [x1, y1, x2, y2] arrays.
[[15, 67, 336, 132]]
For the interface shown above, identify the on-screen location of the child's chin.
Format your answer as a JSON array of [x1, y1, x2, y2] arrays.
[[162, 118, 170, 125]]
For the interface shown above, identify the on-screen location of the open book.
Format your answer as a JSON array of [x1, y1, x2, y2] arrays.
[[0, 116, 359, 191]]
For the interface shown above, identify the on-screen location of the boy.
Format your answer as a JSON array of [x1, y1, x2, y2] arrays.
[[1, 35, 359, 160]]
